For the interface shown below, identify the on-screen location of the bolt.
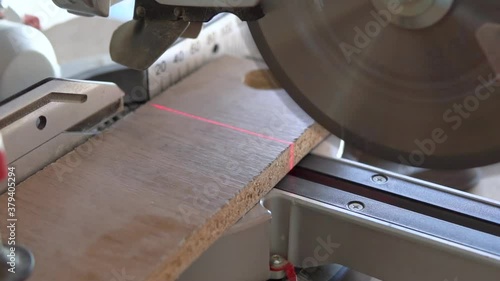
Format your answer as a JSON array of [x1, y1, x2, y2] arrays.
[[270, 254, 285, 266], [372, 174, 388, 184], [269, 254, 287, 280], [348, 201, 365, 211]]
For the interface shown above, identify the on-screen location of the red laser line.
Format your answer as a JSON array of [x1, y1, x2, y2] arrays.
[[152, 104, 296, 170]]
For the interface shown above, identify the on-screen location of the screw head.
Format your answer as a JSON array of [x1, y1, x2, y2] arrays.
[[348, 201, 365, 211], [372, 174, 388, 184]]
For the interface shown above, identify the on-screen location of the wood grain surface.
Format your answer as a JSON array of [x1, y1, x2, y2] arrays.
[[0, 56, 328, 281]]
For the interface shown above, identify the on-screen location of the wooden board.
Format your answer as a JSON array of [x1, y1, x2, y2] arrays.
[[0, 56, 328, 281]]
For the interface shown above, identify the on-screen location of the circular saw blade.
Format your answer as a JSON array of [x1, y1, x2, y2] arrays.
[[249, 0, 500, 169]]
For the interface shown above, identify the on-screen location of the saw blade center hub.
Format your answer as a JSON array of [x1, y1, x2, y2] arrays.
[[371, 0, 454, 29]]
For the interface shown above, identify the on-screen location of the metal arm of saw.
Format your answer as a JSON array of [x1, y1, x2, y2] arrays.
[[52, 0, 264, 70]]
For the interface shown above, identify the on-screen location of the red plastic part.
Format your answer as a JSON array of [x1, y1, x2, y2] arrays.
[[0, 151, 7, 181], [24, 14, 41, 30], [270, 260, 297, 281], [284, 263, 297, 281]]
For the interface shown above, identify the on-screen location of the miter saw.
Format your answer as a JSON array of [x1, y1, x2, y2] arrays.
[[51, 0, 500, 170], [0, 0, 499, 280]]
